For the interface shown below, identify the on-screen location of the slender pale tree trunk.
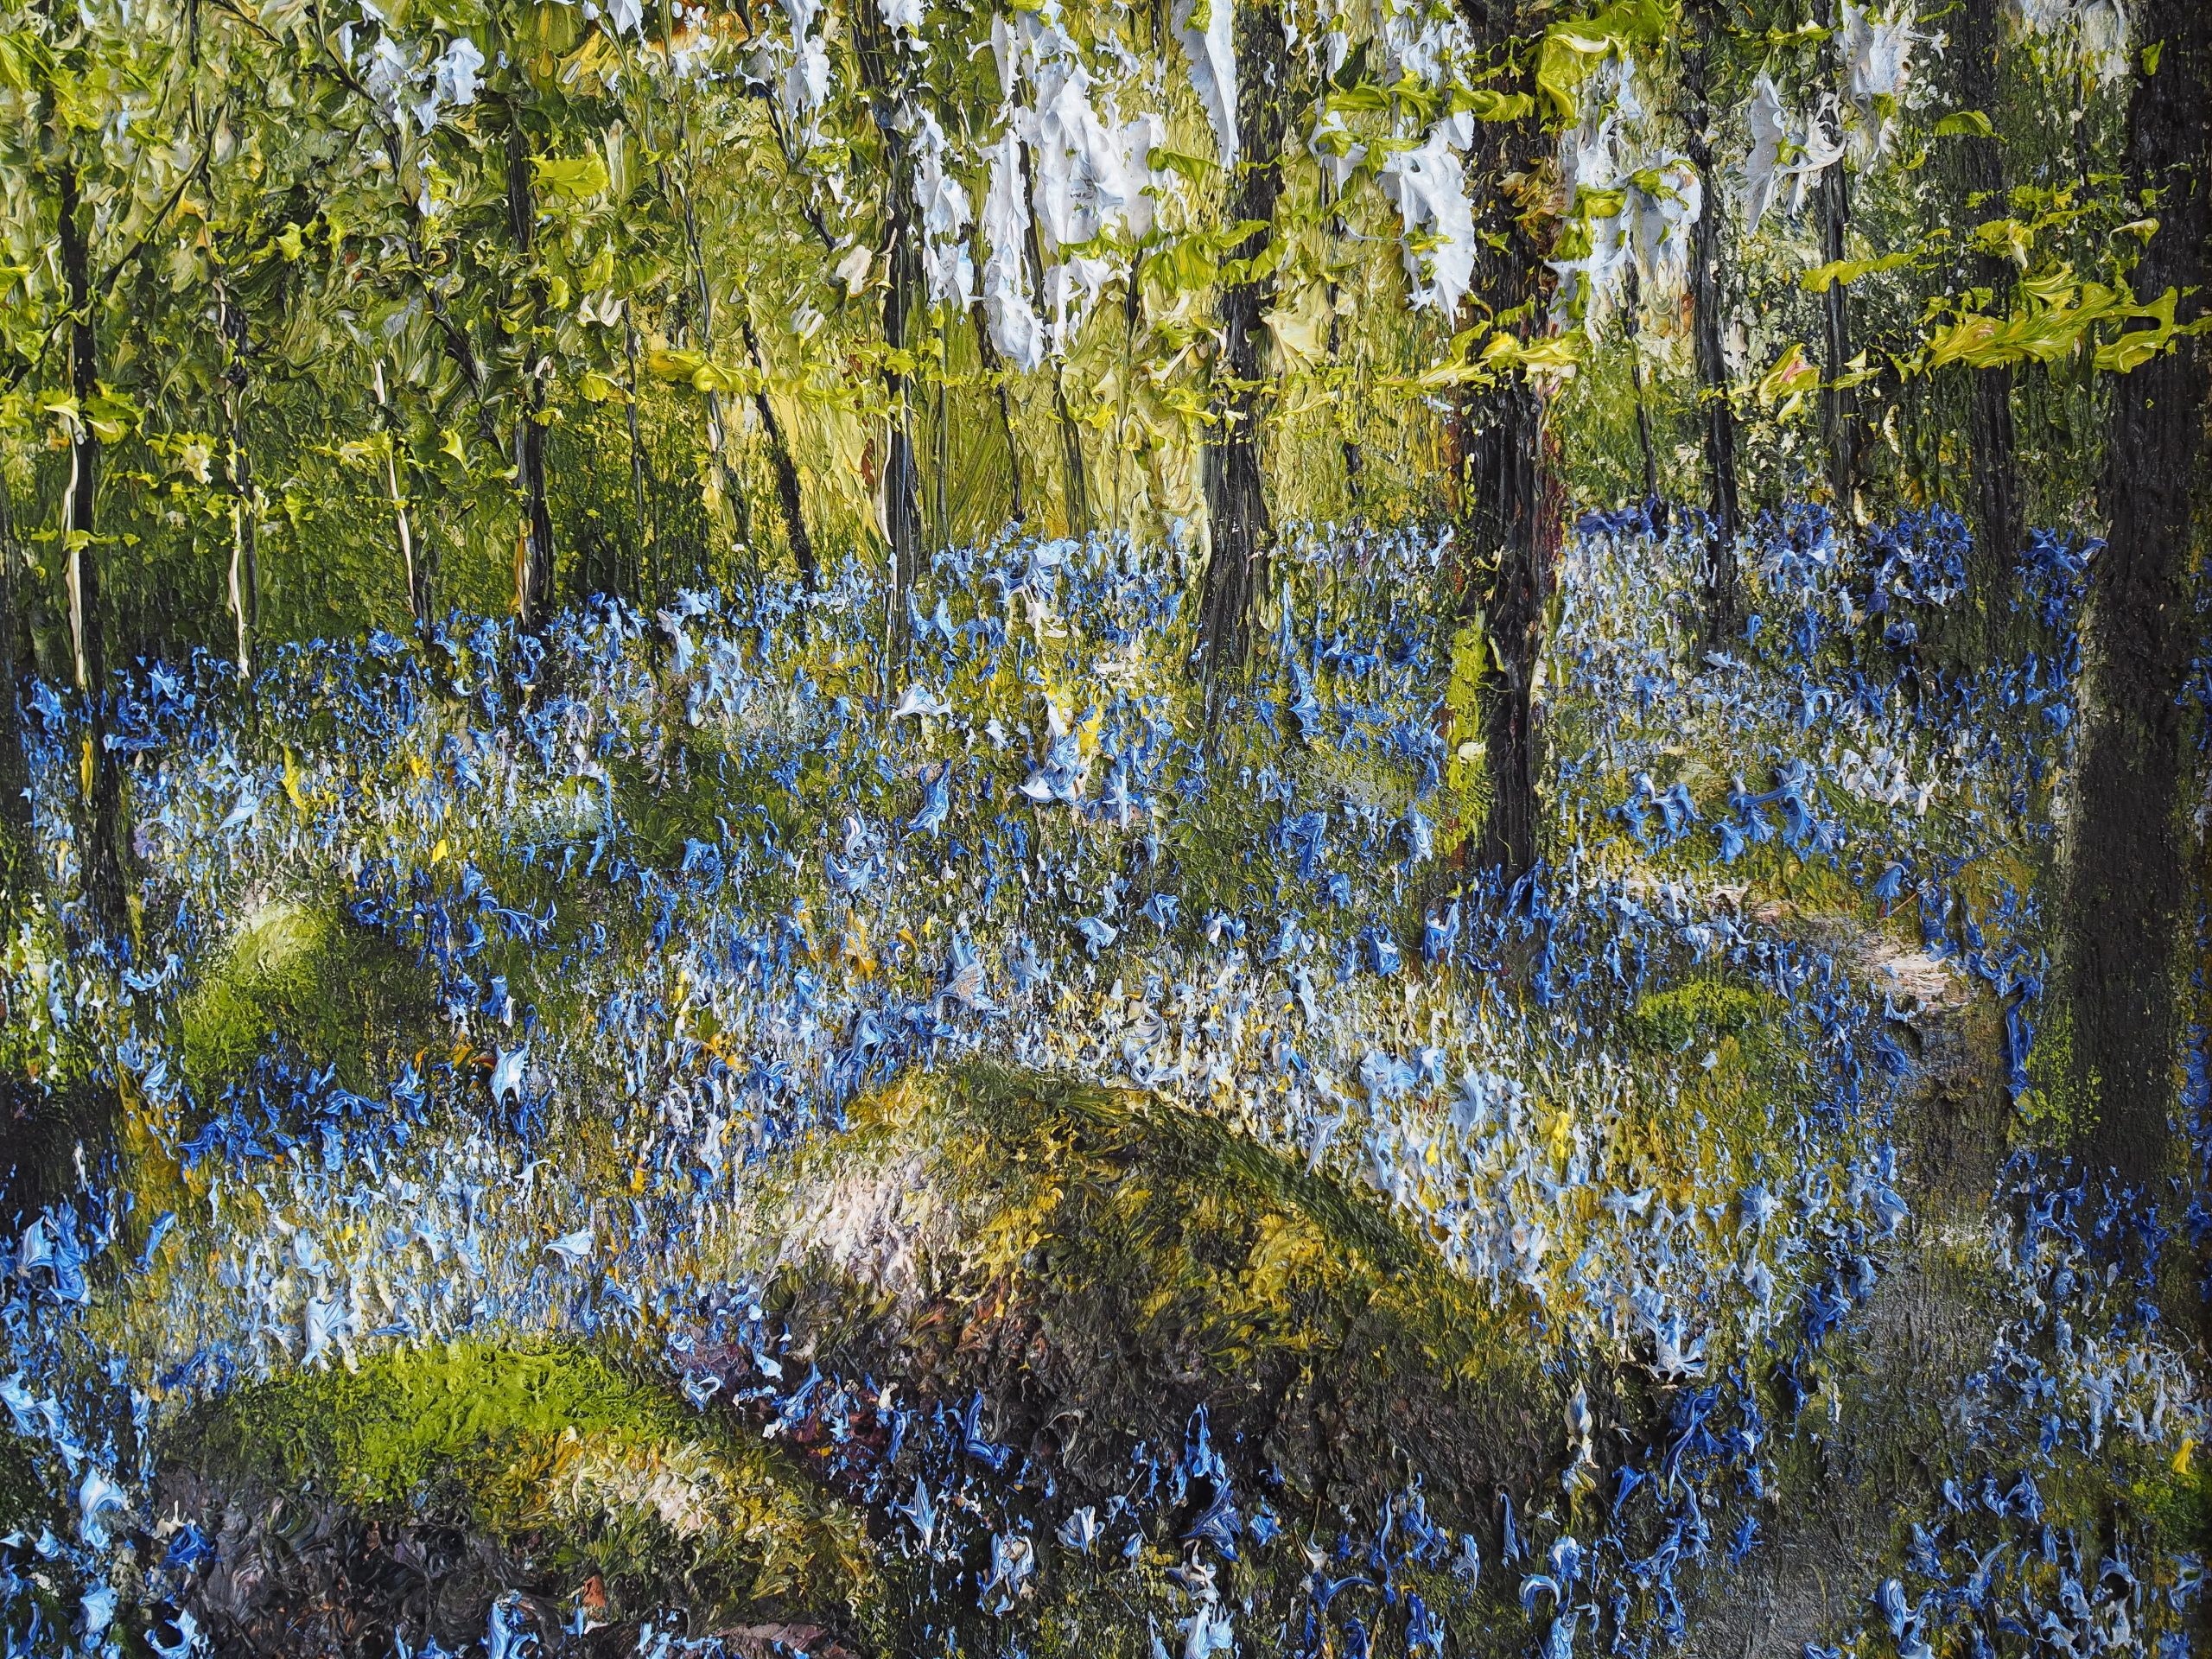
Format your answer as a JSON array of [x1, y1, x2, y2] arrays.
[[55, 164, 128, 943], [2055, 0, 2209, 1190], [372, 360, 422, 624], [217, 290, 257, 676]]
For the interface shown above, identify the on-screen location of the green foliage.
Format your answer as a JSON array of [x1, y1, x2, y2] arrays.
[[0, 1431, 51, 1535]]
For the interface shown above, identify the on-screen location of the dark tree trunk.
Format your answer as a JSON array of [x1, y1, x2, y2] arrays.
[[741, 314, 819, 591], [852, 24, 923, 627], [505, 126, 556, 629], [55, 165, 128, 944], [1813, 0, 1856, 514], [1012, 138, 1091, 536], [1193, 0, 1288, 684], [0, 484, 32, 923], [1323, 191, 1365, 516], [1051, 373, 1090, 537], [1955, 0, 2020, 663], [1682, 35, 1742, 643], [1459, 377, 1555, 880], [970, 303, 1027, 526], [1624, 266, 1659, 505], [2056, 0, 2209, 1190], [1455, 111, 1560, 881], [878, 138, 923, 620], [622, 308, 655, 604], [854, 26, 923, 629], [1815, 168, 1854, 512]]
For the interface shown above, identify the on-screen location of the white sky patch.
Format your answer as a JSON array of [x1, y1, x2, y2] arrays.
[[1378, 124, 1474, 318], [982, 130, 1046, 372], [1172, 0, 1237, 164]]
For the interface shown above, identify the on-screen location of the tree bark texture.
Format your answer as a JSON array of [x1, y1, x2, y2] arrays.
[[1194, 0, 1288, 685], [2056, 0, 2209, 1189], [505, 126, 556, 630], [1682, 35, 1742, 644], [1956, 0, 2021, 662]]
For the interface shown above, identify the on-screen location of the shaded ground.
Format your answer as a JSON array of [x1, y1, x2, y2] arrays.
[[1683, 917, 2013, 1658]]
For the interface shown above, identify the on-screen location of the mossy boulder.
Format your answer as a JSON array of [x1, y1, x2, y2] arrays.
[[179, 900, 432, 1098], [736, 1061, 1569, 1530], [156, 1341, 875, 1656]]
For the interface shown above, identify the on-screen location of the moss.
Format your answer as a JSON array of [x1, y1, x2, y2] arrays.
[[756, 1061, 1562, 1529], [1627, 979, 1774, 1054], [165, 1339, 875, 1624], [178, 900, 431, 1097]]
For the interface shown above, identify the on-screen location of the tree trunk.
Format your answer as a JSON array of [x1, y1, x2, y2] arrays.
[[1955, 0, 2020, 663], [372, 360, 424, 624], [622, 308, 654, 604], [1682, 35, 1742, 643], [971, 299, 1026, 526], [1623, 266, 1659, 507], [878, 126, 924, 625], [1015, 139, 1090, 537], [2055, 0, 2209, 1190], [0, 483, 32, 923], [741, 313, 818, 591], [1813, 0, 1856, 515], [505, 125, 556, 629], [1193, 0, 1288, 685], [1455, 107, 1559, 881], [219, 291, 257, 676], [1459, 375, 1555, 880], [55, 164, 129, 944]]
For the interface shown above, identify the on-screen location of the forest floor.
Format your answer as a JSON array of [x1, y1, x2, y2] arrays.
[[3, 510, 2204, 1659]]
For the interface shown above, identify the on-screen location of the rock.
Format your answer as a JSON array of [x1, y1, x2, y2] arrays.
[[722, 1060, 1571, 1529], [153, 1342, 876, 1656]]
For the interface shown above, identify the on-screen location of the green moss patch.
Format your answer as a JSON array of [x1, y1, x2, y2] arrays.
[[178, 900, 431, 1096], [1627, 979, 1774, 1053], [164, 1340, 875, 1624]]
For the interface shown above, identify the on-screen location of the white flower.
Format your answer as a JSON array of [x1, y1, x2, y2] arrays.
[[362, 33, 413, 117], [607, 0, 643, 34], [782, 36, 832, 124], [912, 110, 976, 305]]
